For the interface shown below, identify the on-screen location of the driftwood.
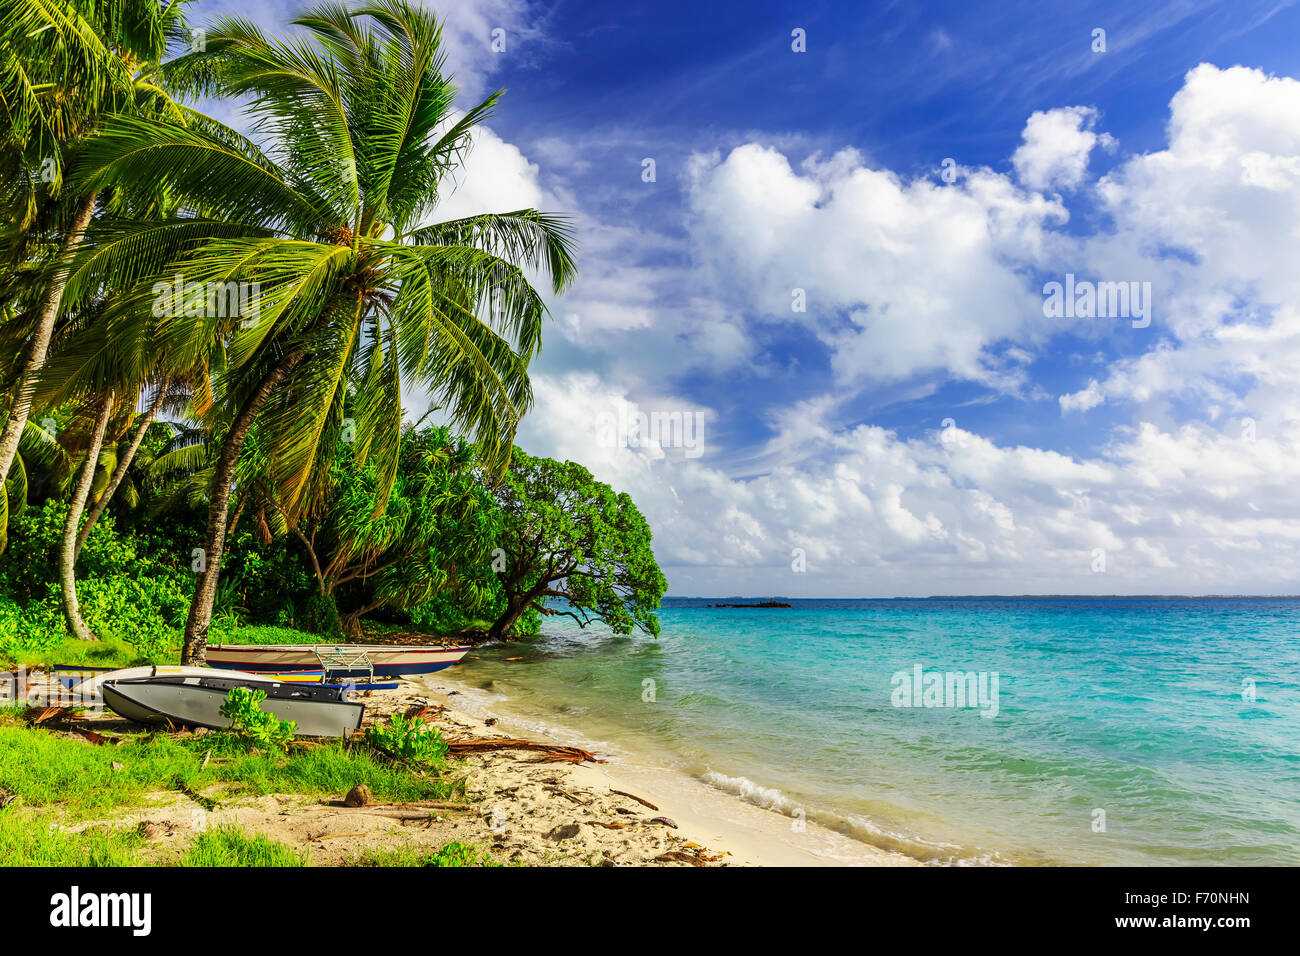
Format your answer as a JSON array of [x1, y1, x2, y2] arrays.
[[609, 788, 658, 811], [321, 799, 475, 811], [445, 737, 605, 764]]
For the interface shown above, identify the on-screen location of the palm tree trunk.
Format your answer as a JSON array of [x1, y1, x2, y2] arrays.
[[61, 390, 114, 642], [74, 384, 167, 559], [0, 191, 98, 490], [182, 349, 306, 665]]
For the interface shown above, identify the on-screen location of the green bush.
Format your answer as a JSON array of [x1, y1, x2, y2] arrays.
[[300, 592, 344, 641], [219, 687, 297, 749], [363, 714, 447, 766]]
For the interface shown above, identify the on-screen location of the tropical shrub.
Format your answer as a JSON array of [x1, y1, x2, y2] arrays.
[[363, 714, 447, 766], [218, 687, 296, 750]]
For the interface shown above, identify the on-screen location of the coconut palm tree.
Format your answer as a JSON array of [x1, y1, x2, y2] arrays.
[[72, 0, 577, 662], [0, 0, 196, 531]]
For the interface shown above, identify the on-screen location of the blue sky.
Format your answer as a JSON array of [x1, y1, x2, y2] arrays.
[[192, 0, 1300, 596]]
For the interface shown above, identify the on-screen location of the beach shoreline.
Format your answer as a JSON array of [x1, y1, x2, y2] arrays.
[[407, 668, 919, 867]]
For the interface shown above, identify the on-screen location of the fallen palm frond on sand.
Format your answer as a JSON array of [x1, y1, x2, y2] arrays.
[[444, 737, 605, 764]]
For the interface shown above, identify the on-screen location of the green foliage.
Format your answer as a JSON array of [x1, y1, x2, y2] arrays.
[[308, 426, 503, 630], [403, 524, 540, 637], [181, 825, 308, 867], [216, 527, 315, 629], [489, 449, 668, 639], [363, 714, 448, 766], [300, 592, 344, 641], [0, 500, 189, 657], [219, 687, 297, 750]]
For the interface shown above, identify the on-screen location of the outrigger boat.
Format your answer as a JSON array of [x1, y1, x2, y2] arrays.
[[101, 673, 364, 738], [204, 642, 471, 680]]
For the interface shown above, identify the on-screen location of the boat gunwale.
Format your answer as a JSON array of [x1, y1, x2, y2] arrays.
[[206, 643, 472, 654]]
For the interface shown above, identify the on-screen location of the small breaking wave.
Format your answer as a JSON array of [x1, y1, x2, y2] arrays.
[[700, 770, 1008, 866]]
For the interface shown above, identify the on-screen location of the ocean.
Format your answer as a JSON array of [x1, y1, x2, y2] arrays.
[[442, 597, 1300, 865]]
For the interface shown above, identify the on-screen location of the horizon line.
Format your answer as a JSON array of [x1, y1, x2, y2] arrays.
[[661, 594, 1300, 601]]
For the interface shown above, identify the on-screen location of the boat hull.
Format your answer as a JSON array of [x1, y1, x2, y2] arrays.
[[205, 643, 471, 678], [102, 676, 364, 738]]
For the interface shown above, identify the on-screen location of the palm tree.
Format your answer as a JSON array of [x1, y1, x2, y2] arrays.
[[58, 389, 114, 641], [73, 0, 577, 663], [0, 0, 195, 529]]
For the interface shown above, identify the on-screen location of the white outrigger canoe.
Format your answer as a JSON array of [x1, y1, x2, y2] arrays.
[[204, 643, 471, 680]]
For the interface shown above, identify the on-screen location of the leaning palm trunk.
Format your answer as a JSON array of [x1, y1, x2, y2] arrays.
[[74, 384, 167, 559], [182, 349, 306, 665], [0, 192, 98, 492], [60, 389, 114, 642]]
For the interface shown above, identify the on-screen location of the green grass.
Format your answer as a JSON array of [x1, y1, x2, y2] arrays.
[[180, 824, 308, 867], [212, 624, 323, 646], [0, 635, 173, 672], [355, 841, 509, 867], [0, 723, 461, 820], [0, 808, 145, 865]]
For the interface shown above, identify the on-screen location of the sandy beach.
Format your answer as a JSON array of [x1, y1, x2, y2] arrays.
[[391, 671, 919, 867]]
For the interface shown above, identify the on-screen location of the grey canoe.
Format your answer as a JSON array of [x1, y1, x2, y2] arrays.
[[101, 674, 364, 738]]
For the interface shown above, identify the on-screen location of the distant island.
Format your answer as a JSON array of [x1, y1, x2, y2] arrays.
[[706, 599, 792, 608]]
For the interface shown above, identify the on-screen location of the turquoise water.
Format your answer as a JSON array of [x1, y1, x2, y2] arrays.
[[451, 598, 1300, 865]]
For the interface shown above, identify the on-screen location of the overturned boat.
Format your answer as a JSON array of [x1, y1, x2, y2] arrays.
[[101, 673, 365, 738]]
